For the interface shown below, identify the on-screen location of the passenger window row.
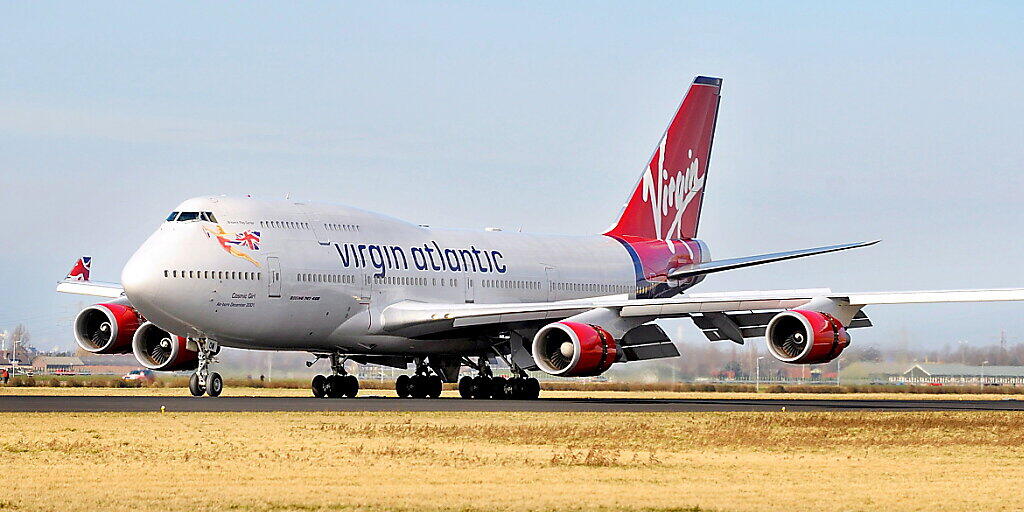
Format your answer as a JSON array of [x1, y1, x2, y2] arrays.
[[325, 223, 360, 232], [297, 273, 355, 284], [554, 282, 629, 294], [483, 279, 541, 290], [164, 269, 261, 281], [371, 276, 457, 287], [260, 220, 309, 229]]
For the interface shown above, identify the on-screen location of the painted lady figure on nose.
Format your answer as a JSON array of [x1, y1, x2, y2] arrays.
[[204, 226, 262, 266]]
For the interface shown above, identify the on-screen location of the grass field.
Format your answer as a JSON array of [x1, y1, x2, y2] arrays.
[[1, 410, 1022, 512]]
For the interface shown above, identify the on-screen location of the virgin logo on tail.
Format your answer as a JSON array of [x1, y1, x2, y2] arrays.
[[66, 256, 91, 281], [641, 136, 705, 241], [604, 76, 721, 242]]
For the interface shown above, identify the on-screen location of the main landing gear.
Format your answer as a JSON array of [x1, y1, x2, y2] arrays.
[[395, 358, 443, 398], [189, 338, 223, 397], [457, 356, 540, 400], [310, 352, 359, 399]]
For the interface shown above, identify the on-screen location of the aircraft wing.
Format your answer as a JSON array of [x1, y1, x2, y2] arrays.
[[378, 287, 1024, 339]]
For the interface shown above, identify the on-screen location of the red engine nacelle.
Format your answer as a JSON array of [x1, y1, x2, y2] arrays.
[[131, 322, 198, 371], [765, 310, 850, 364], [74, 303, 142, 354], [532, 321, 618, 377]]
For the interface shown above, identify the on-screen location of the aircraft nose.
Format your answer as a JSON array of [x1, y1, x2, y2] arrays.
[[121, 243, 157, 303], [121, 235, 166, 310]]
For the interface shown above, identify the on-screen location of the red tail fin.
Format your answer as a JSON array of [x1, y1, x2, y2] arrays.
[[66, 256, 91, 281], [604, 76, 722, 240]]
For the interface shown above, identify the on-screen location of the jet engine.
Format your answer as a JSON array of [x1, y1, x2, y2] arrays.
[[765, 310, 850, 364], [532, 321, 618, 376], [74, 303, 142, 354], [131, 322, 198, 371]]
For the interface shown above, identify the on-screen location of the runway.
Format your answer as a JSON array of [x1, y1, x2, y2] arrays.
[[2, 395, 1024, 412]]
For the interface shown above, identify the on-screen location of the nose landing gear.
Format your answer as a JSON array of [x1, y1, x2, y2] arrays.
[[188, 338, 222, 397], [310, 352, 359, 398]]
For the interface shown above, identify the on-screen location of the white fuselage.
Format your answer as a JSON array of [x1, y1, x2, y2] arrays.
[[121, 196, 705, 355]]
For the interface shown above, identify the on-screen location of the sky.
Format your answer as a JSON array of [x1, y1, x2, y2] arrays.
[[1, 1, 1023, 354]]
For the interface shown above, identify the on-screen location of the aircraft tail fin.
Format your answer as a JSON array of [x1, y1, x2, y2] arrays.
[[66, 256, 92, 281], [604, 76, 722, 240]]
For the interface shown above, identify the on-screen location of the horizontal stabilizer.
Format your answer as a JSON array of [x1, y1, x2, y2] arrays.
[[668, 240, 879, 279], [56, 280, 124, 298]]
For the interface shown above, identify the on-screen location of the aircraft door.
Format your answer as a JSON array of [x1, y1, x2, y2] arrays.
[[464, 275, 475, 303], [267, 257, 282, 298], [545, 267, 559, 301], [295, 204, 330, 245]]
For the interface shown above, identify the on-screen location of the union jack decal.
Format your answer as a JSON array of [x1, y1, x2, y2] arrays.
[[204, 226, 262, 266], [227, 230, 261, 251]]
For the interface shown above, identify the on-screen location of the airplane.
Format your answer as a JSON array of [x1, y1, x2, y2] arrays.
[[57, 76, 1024, 399]]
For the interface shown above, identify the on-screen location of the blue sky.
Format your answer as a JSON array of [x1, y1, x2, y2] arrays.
[[1, 2, 1023, 351]]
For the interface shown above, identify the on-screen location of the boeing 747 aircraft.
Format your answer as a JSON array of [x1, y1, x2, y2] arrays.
[[57, 76, 1024, 398]]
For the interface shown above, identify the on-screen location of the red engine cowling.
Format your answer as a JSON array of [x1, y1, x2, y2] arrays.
[[532, 321, 618, 376], [131, 322, 198, 371], [765, 310, 850, 364], [74, 303, 142, 354]]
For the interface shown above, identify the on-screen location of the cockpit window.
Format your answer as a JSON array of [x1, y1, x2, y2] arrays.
[[201, 211, 218, 223], [177, 212, 200, 222], [166, 212, 179, 222]]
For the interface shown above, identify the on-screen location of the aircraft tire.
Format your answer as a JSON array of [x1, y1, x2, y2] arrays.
[[325, 375, 342, 398], [396, 374, 411, 398], [470, 376, 490, 399], [458, 376, 472, 398], [343, 375, 359, 398], [206, 372, 223, 397], [503, 378, 517, 399], [525, 377, 541, 400], [489, 376, 508, 399], [189, 373, 204, 397], [311, 375, 326, 398], [427, 375, 443, 398], [410, 375, 429, 398]]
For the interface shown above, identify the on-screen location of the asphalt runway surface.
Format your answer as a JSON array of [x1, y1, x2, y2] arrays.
[[2, 395, 1024, 412]]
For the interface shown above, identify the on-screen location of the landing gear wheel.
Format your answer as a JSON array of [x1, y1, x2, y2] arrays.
[[458, 376, 473, 399], [311, 374, 326, 398], [189, 373, 204, 397], [489, 376, 508, 399], [206, 372, 223, 397], [470, 376, 490, 399], [525, 377, 541, 400], [410, 375, 429, 398], [325, 375, 344, 398], [343, 375, 359, 398], [396, 374, 411, 398], [505, 378, 523, 399], [427, 375, 443, 398]]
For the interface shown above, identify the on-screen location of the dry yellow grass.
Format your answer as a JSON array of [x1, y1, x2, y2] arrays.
[[3, 385, 1023, 401], [1, 410, 1023, 512]]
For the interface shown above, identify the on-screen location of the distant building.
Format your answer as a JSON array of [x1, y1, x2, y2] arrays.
[[895, 364, 1024, 386], [31, 356, 84, 373]]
